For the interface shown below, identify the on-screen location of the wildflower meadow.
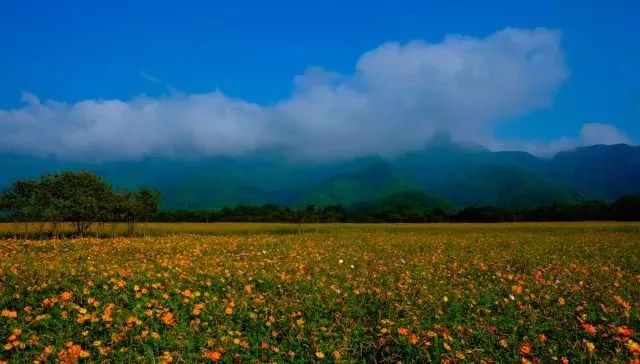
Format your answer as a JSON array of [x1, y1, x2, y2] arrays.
[[0, 223, 639, 363]]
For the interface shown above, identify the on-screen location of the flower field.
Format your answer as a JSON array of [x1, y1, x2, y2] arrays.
[[1, 223, 639, 363]]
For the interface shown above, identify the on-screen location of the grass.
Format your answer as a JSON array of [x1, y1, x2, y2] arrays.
[[1, 222, 639, 362]]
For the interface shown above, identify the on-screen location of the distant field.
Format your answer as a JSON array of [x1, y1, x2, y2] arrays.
[[0, 222, 305, 236], [1, 223, 639, 362], [2, 221, 640, 236]]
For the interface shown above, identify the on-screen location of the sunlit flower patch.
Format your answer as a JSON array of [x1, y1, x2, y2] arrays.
[[0, 223, 638, 362]]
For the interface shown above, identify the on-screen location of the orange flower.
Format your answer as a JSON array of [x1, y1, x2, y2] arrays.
[[519, 342, 532, 355], [407, 333, 419, 345], [397, 327, 409, 336], [57, 342, 90, 362], [102, 303, 115, 322], [498, 338, 508, 348], [582, 323, 596, 336], [1, 309, 17, 318], [613, 296, 631, 310], [203, 349, 222, 361], [616, 326, 635, 337], [60, 291, 73, 301], [126, 316, 141, 327], [192, 303, 205, 316], [161, 312, 176, 326]]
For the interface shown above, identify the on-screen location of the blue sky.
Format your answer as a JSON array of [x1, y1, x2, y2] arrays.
[[0, 0, 638, 160]]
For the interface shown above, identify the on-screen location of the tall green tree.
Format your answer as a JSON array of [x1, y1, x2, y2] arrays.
[[0, 180, 41, 237], [41, 172, 114, 234], [0, 171, 160, 236], [122, 188, 161, 235]]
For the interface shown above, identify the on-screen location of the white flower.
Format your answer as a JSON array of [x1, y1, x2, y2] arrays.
[[339, 259, 344, 264]]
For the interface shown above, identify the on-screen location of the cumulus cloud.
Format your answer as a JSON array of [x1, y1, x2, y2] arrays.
[[0, 28, 569, 160]]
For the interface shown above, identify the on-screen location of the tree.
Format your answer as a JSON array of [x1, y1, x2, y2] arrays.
[[613, 195, 640, 221], [126, 188, 161, 235], [43, 172, 115, 235], [0, 171, 160, 237], [0, 180, 40, 237], [1, 171, 116, 235]]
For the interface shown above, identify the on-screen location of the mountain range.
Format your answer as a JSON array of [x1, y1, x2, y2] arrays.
[[1, 138, 638, 210]]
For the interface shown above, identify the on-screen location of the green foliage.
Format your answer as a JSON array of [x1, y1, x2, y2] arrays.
[[613, 194, 640, 220], [152, 194, 640, 223], [0, 180, 40, 221], [303, 161, 414, 207], [40, 172, 114, 234], [352, 189, 453, 212], [0, 171, 160, 235]]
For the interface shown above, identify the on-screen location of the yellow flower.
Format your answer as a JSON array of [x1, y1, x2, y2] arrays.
[[583, 339, 595, 354], [1, 309, 17, 318], [627, 340, 640, 355], [159, 351, 173, 363]]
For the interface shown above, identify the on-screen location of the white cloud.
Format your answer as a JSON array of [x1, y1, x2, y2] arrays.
[[496, 122, 631, 157], [578, 122, 630, 146], [0, 28, 569, 160]]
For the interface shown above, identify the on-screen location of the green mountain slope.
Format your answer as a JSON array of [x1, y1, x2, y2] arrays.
[[427, 165, 576, 208], [303, 161, 415, 207], [1, 142, 638, 210], [352, 189, 453, 212], [549, 144, 640, 199], [393, 139, 576, 208]]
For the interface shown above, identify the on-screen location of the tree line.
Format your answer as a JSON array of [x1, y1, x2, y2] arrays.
[[0, 171, 159, 236], [1, 171, 639, 236], [153, 196, 640, 223]]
